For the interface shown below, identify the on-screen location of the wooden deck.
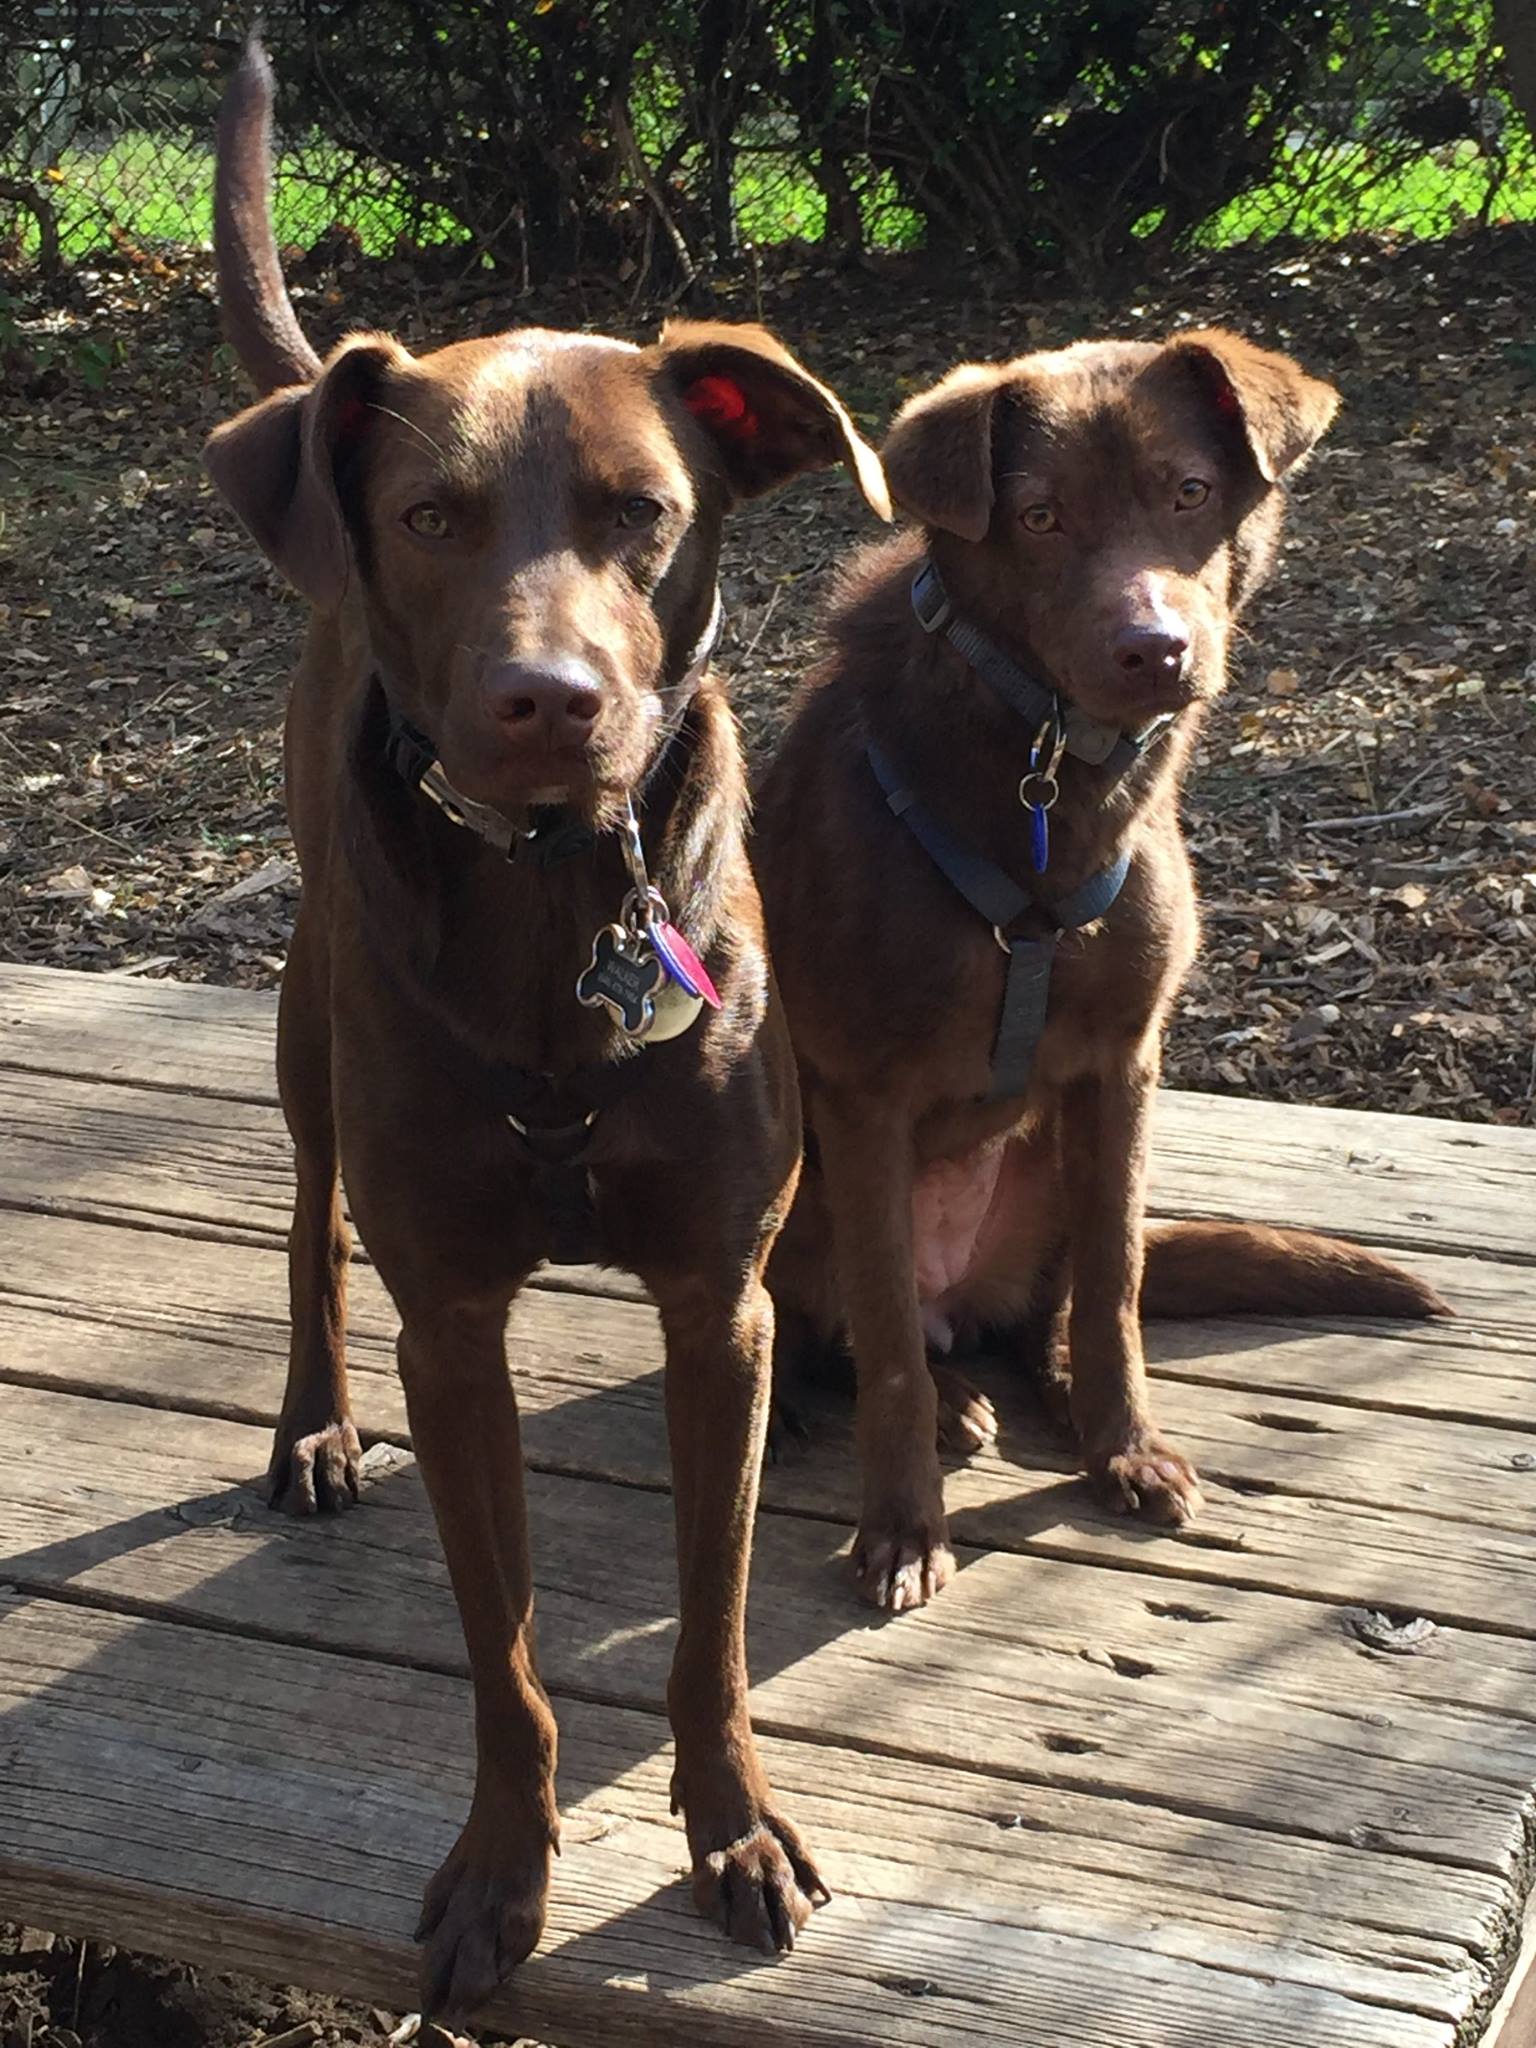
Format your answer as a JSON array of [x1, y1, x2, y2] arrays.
[[2, 959, 1535, 2047]]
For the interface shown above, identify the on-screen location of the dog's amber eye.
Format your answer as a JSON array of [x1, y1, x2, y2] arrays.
[[1021, 504, 1058, 534], [617, 495, 664, 530], [404, 503, 450, 538], [1175, 478, 1210, 510]]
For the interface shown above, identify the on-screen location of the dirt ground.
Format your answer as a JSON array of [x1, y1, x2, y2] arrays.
[[2, 225, 1534, 2043], [4, 227, 1536, 1122], [0, 1921, 550, 2048]]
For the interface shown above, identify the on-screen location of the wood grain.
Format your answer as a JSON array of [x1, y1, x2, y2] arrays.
[[4, 963, 1532, 1260], [2, 962, 1535, 2041], [2, 1209, 1532, 1632], [0, 1592, 1490, 2046], [5, 1379, 1536, 1882]]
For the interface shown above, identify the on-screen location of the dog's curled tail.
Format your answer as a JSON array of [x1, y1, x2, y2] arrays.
[[215, 36, 322, 395], [1141, 1220, 1450, 1321]]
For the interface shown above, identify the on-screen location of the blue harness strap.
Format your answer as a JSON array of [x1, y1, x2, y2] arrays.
[[911, 559, 1173, 779], [867, 741, 1131, 1100]]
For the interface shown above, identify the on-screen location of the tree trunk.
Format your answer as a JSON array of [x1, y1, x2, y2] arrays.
[[0, 176, 60, 278], [1496, 0, 1536, 140]]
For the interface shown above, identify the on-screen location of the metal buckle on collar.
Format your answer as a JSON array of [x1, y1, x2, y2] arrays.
[[418, 774, 468, 831], [1017, 708, 1067, 812], [911, 562, 954, 635], [418, 762, 537, 857]]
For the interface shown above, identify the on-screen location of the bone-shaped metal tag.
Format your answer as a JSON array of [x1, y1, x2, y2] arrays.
[[576, 923, 666, 1037]]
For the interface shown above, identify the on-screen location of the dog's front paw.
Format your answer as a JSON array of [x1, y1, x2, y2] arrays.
[[1091, 1434, 1203, 1526], [764, 1391, 811, 1466], [415, 1819, 553, 2024], [929, 1361, 997, 1458], [265, 1417, 362, 1515], [692, 1811, 828, 1953], [853, 1504, 955, 1612]]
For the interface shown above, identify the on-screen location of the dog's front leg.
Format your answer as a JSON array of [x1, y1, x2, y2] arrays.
[[395, 1299, 559, 2026], [653, 1271, 827, 1950], [815, 1094, 952, 1610], [268, 901, 361, 1513], [1058, 1056, 1202, 1524]]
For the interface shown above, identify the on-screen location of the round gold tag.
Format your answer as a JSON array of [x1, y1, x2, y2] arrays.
[[644, 978, 704, 1042]]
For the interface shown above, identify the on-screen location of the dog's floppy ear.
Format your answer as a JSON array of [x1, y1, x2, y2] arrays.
[[881, 364, 1008, 543], [653, 319, 890, 519], [203, 333, 408, 608], [1167, 329, 1339, 483]]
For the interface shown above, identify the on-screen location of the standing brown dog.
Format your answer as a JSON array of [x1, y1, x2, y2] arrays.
[[757, 333, 1446, 1614], [202, 42, 889, 2024]]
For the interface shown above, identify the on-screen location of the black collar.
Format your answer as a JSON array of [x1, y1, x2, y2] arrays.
[[911, 559, 1174, 780], [382, 587, 724, 866]]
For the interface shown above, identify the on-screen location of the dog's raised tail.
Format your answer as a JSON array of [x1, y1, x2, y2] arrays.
[[214, 36, 322, 395], [1142, 1220, 1450, 1321]]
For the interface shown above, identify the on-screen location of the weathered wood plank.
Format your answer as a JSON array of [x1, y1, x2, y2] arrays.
[[2, 965, 1534, 2040], [4, 1380, 1536, 1886], [5, 1265, 1534, 1731], [7, 1199, 1530, 1430], [0, 1596, 1466, 2048], [3, 963, 1533, 1262], [1147, 1092, 1536, 1263], [3, 1211, 1532, 1634], [0, 962, 276, 1103], [1148, 1303, 1536, 1428], [0, 1064, 295, 1239]]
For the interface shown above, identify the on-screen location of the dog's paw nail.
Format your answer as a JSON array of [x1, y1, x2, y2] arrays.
[[268, 1419, 363, 1516], [693, 1819, 821, 1953], [415, 1823, 550, 2023], [853, 1523, 955, 1611]]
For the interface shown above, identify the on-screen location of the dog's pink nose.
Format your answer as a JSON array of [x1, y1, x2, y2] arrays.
[[488, 658, 603, 746], [1113, 624, 1189, 680]]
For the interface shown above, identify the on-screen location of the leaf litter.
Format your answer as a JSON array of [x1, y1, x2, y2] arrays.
[[4, 231, 1535, 1121]]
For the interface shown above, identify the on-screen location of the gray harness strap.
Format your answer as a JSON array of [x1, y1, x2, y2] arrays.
[[868, 742, 1130, 1100]]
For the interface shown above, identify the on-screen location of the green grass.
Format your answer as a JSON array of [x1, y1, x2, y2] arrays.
[[1198, 135, 1536, 245], [15, 134, 464, 261], [733, 151, 827, 246], [5, 125, 1533, 270]]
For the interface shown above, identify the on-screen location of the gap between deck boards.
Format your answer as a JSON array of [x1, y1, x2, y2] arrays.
[[2, 1209, 1534, 1636], [5, 1388, 1535, 2043]]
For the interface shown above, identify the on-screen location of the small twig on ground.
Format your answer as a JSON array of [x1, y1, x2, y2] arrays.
[[1352, 729, 1379, 810], [1385, 758, 1447, 811], [48, 814, 142, 858], [738, 583, 784, 667], [71, 1938, 86, 2030], [1300, 798, 1457, 835]]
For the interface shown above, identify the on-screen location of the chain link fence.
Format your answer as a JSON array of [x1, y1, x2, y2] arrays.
[[1, 4, 457, 273], [2, 1, 1532, 291]]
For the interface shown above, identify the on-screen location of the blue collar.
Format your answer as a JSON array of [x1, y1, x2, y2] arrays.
[[911, 558, 1175, 777]]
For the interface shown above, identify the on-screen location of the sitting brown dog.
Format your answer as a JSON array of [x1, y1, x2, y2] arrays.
[[202, 42, 889, 2024], [756, 331, 1446, 1613]]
